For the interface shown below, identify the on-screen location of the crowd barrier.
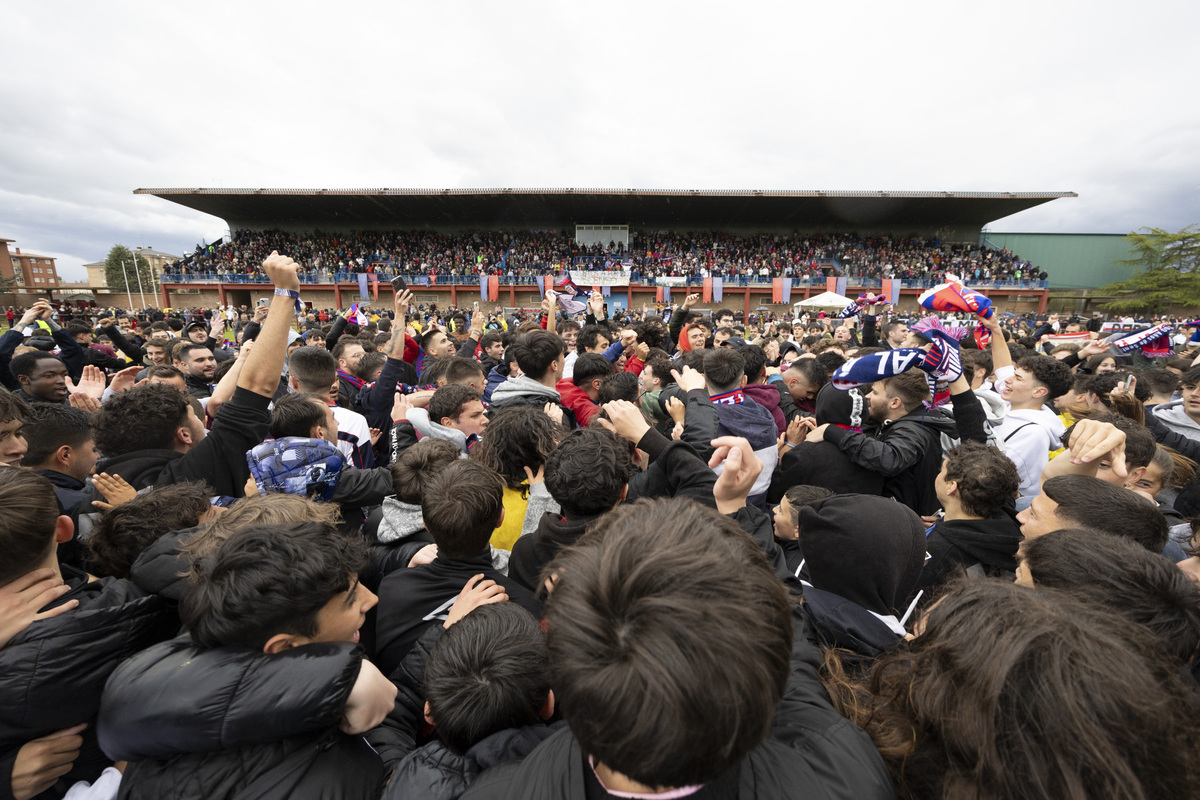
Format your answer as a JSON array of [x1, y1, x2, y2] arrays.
[[159, 273, 1050, 291]]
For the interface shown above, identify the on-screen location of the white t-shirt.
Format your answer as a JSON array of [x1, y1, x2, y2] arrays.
[[332, 405, 374, 468]]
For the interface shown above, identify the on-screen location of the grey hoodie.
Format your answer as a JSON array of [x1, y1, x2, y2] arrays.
[[376, 495, 511, 573], [406, 408, 471, 454], [489, 375, 561, 409], [377, 497, 426, 544], [1153, 399, 1200, 440]]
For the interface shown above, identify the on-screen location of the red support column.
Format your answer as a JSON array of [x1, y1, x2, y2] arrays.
[[1036, 290, 1049, 314], [217, 284, 226, 306], [627, 286, 633, 309], [743, 287, 751, 319], [450, 285, 458, 306], [509, 286, 516, 307], [161, 283, 172, 308], [334, 283, 342, 309]]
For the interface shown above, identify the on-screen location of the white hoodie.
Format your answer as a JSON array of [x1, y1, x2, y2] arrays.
[[992, 365, 1067, 497]]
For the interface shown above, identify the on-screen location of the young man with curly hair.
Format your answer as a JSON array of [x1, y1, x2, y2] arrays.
[[90, 253, 303, 497]]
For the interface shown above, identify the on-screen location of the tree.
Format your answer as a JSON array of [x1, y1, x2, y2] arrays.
[[1099, 225, 1200, 314], [104, 245, 157, 296]]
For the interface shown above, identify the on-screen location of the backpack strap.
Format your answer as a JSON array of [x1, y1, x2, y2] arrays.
[[1002, 421, 1037, 443]]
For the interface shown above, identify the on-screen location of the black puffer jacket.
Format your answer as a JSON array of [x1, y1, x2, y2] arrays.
[[370, 624, 567, 800], [98, 637, 380, 800], [128, 527, 198, 602], [458, 611, 894, 800], [116, 731, 382, 800], [0, 569, 176, 799]]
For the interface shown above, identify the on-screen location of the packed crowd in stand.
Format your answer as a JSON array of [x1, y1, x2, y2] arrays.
[[173, 229, 1049, 283], [2, 252, 1198, 800]]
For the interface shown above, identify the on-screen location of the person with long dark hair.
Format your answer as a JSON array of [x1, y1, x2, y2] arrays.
[[822, 580, 1200, 800]]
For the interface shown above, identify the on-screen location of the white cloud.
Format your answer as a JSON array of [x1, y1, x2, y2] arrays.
[[2, 0, 1198, 280]]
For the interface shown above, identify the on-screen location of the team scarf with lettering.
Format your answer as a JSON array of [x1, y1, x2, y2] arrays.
[[1105, 323, 1174, 358], [709, 389, 745, 405], [831, 339, 962, 409], [831, 348, 928, 390]]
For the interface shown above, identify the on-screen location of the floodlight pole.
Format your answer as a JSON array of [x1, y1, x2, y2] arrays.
[[129, 258, 147, 310], [119, 258, 132, 311]]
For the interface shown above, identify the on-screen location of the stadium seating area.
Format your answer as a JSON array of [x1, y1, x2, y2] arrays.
[[170, 228, 1048, 285]]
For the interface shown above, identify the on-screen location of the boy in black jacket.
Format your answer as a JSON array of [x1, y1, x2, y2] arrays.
[[0, 469, 176, 800], [374, 594, 562, 800], [97, 522, 396, 800], [375, 461, 543, 676]]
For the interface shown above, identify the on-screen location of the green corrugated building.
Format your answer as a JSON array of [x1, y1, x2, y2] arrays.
[[982, 232, 1138, 289]]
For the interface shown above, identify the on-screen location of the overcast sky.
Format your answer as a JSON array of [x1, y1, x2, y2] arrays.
[[3, 0, 1197, 281]]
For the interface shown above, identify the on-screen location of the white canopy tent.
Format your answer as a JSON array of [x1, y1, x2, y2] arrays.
[[794, 291, 852, 311]]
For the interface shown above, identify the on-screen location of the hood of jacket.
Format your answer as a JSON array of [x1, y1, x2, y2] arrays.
[[815, 383, 867, 428], [974, 387, 1007, 426], [798, 494, 927, 616], [377, 497, 427, 544], [96, 449, 184, 491], [129, 526, 198, 602], [406, 408, 470, 453], [489, 375, 560, 408], [384, 723, 566, 800], [1001, 405, 1066, 449], [887, 404, 960, 438], [1154, 399, 1200, 436], [483, 365, 508, 403], [713, 396, 778, 451], [743, 384, 786, 433], [509, 512, 600, 589], [930, 514, 1022, 571]]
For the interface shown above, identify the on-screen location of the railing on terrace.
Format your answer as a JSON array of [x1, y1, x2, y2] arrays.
[[158, 273, 1048, 290]]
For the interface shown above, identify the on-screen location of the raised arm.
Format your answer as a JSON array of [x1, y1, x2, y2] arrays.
[[206, 339, 252, 419], [981, 313, 1011, 372], [98, 316, 146, 363], [43, 306, 84, 381], [324, 313, 349, 352], [237, 253, 299, 398], [0, 306, 42, 390], [202, 312, 228, 353]]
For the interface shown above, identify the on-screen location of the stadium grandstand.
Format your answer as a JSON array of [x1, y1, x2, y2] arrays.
[[137, 187, 1075, 314]]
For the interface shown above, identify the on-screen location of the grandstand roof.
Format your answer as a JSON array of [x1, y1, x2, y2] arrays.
[[134, 187, 1075, 236]]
